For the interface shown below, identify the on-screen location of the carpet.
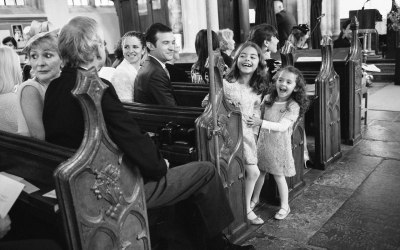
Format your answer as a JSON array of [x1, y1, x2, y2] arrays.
[[308, 160, 400, 250], [368, 85, 400, 111]]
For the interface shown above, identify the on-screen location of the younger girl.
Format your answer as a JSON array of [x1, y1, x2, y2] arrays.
[[223, 41, 268, 224], [247, 66, 308, 220]]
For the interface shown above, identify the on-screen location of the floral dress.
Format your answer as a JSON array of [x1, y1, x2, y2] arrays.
[[223, 79, 261, 165], [257, 98, 300, 177]]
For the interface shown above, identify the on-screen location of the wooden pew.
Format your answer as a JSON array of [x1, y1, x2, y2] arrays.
[[172, 82, 208, 107], [0, 69, 151, 250], [1, 68, 248, 246], [294, 16, 363, 145], [127, 55, 249, 241], [54, 68, 151, 249]]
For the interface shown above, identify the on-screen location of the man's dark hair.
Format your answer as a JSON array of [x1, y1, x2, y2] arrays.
[[2, 36, 17, 48], [145, 23, 172, 45]]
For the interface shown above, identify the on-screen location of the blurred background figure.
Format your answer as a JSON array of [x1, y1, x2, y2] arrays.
[[191, 29, 226, 85], [288, 24, 310, 49], [333, 19, 352, 48], [274, 0, 296, 49], [111, 38, 123, 68], [217, 28, 235, 68], [2, 36, 17, 50], [0, 46, 22, 133], [248, 24, 280, 81]]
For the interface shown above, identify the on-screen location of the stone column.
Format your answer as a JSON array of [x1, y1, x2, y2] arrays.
[[238, 0, 250, 42], [181, 0, 219, 53], [297, 0, 310, 26]]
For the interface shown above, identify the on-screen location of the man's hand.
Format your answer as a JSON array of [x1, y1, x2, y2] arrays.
[[0, 214, 11, 239]]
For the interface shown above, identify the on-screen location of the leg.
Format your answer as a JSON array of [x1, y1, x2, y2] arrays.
[[244, 164, 263, 224], [273, 174, 289, 209], [251, 171, 267, 206], [145, 161, 233, 238], [273, 174, 291, 220]]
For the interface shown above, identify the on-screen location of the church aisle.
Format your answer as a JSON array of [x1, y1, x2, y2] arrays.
[[242, 82, 400, 249]]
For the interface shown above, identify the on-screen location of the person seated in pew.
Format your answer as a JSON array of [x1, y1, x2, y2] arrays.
[[288, 24, 310, 50], [110, 31, 146, 102], [134, 23, 178, 106], [42, 16, 254, 250], [333, 19, 352, 48], [217, 28, 235, 68], [191, 29, 228, 85], [16, 29, 62, 140], [0, 47, 21, 134], [0, 214, 62, 250], [248, 23, 280, 81], [2, 36, 17, 50]]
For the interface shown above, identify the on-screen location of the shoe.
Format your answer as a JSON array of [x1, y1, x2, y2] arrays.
[[247, 211, 264, 225], [250, 200, 259, 211], [274, 207, 290, 220], [222, 235, 256, 250], [305, 160, 314, 169]]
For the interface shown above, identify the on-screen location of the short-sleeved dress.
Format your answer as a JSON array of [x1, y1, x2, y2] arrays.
[[16, 79, 47, 137], [257, 98, 300, 177], [223, 79, 261, 165]]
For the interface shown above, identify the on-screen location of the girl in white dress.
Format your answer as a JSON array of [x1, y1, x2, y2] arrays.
[[111, 31, 146, 102], [247, 66, 309, 220], [223, 41, 268, 225]]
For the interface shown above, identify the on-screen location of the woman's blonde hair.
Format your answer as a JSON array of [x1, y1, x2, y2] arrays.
[[0, 46, 22, 94], [217, 29, 235, 52]]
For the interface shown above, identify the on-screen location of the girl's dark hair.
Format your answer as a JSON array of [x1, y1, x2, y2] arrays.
[[194, 29, 220, 77], [265, 65, 309, 117], [226, 41, 269, 94]]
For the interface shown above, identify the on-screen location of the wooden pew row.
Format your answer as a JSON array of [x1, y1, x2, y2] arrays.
[[172, 81, 208, 107], [295, 16, 363, 146], [0, 67, 248, 248]]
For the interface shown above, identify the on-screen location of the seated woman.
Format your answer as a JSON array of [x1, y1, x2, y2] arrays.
[[111, 31, 146, 102], [217, 28, 235, 68], [16, 30, 62, 140], [334, 19, 351, 48], [2, 36, 17, 50], [248, 23, 280, 81], [191, 29, 227, 85], [288, 24, 310, 49], [0, 47, 22, 133]]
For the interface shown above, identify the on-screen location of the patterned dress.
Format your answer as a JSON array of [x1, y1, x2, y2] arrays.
[[223, 79, 261, 165], [257, 98, 300, 177]]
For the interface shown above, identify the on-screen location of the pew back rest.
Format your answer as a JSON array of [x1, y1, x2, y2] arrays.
[[54, 68, 150, 250]]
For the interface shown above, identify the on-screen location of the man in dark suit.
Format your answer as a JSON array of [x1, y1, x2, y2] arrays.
[[134, 23, 177, 106], [42, 16, 254, 250], [274, 0, 296, 48]]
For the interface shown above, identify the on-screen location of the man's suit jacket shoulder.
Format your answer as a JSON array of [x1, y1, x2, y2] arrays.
[[134, 56, 177, 106]]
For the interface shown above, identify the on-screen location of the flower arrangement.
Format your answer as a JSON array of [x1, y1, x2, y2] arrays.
[[388, 1, 400, 31]]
